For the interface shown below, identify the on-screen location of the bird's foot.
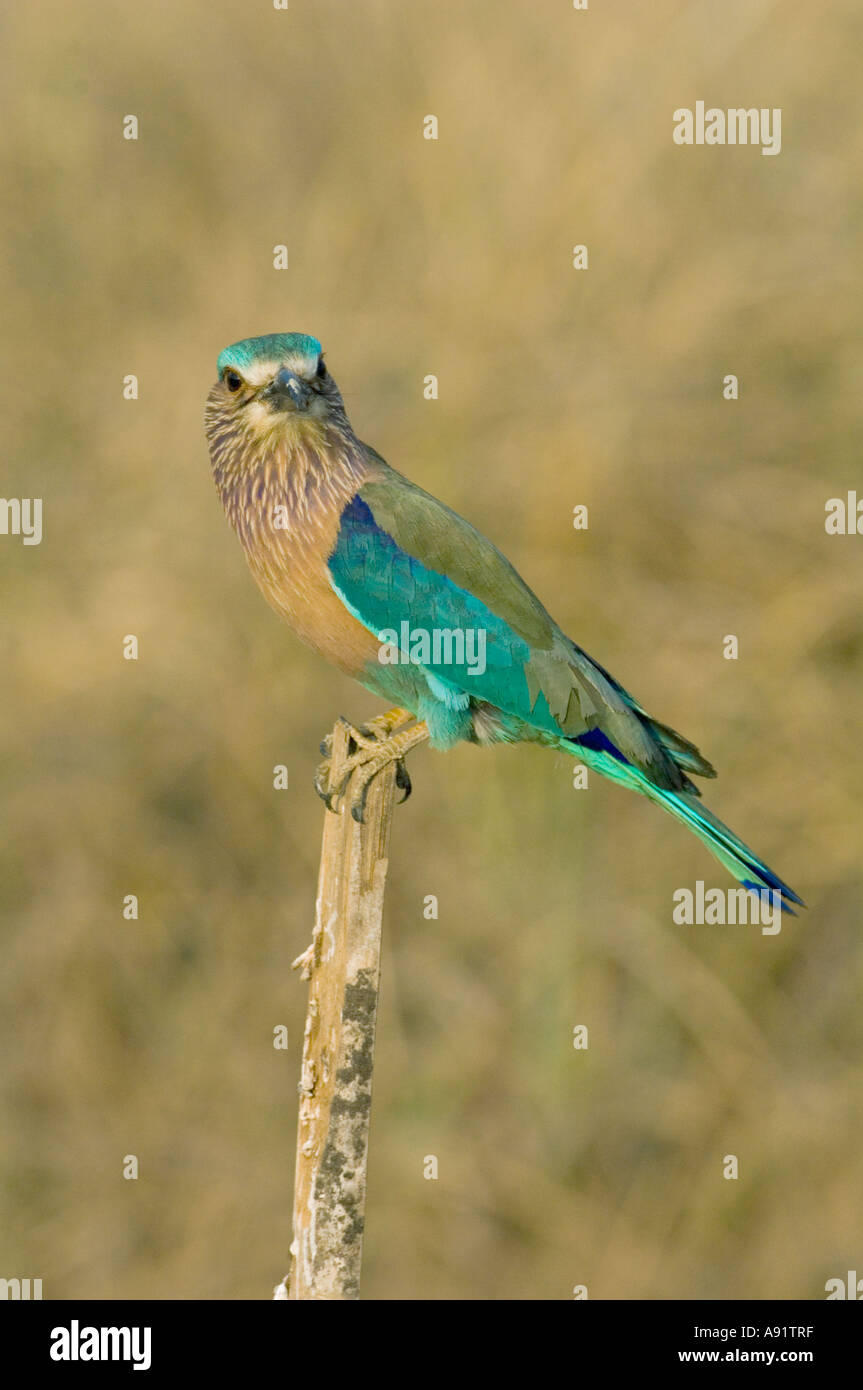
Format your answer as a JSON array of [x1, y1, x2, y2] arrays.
[[317, 706, 413, 762], [357, 706, 416, 741], [314, 712, 429, 822]]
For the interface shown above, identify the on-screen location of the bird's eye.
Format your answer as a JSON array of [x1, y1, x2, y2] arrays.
[[224, 370, 243, 392], [316, 357, 327, 379]]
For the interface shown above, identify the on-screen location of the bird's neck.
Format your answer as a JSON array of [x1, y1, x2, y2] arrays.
[[208, 418, 368, 545]]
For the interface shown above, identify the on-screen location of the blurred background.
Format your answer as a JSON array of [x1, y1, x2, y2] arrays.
[[0, 0, 861, 1300]]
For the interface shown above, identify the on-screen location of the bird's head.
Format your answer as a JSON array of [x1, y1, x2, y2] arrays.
[[206, 332, 350, 452]]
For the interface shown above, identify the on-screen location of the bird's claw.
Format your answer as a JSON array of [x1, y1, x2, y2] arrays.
[[395, 758, 412, 803], [313, 759, 340, 813], [314, 711, 425, 820]]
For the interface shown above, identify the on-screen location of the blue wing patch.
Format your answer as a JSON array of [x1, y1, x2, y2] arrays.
[[327, 495, 561, 733]]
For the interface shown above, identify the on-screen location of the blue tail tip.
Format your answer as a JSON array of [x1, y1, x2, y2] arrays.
[[741, 878, 804, 917]]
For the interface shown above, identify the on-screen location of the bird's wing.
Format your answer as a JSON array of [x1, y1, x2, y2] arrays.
[[327, 463, 712, 792]]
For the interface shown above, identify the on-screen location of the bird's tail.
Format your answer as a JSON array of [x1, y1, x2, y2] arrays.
[[572, 744, 804, 913], [650, 785, 803, 913]]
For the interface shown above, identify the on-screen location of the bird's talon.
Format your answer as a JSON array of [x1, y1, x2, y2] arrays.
[[395, 759, 412, 803], [313, 713, 428, 818], [315, 759, 346, 813]]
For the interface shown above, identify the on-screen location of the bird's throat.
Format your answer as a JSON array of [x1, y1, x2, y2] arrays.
[[207, 409, 367, 550]]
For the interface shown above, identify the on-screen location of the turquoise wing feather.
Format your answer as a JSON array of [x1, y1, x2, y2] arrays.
[[327, 487, 551, 729], [328, 469, 702, 790]]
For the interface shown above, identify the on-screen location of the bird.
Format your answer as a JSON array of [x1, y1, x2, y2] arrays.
[[205, 331, 803, 913]]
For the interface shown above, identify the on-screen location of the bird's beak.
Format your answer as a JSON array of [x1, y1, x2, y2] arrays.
[[261, 367, 310, 413]]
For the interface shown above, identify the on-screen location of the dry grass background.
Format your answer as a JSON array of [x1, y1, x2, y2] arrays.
[[0, 0, 861, 1299]]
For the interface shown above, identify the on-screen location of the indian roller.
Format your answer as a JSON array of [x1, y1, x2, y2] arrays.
[[205, 332, 802, 912]]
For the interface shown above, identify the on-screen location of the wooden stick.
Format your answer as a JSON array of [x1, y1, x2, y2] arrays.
[[276, 719, 397, 1300]]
